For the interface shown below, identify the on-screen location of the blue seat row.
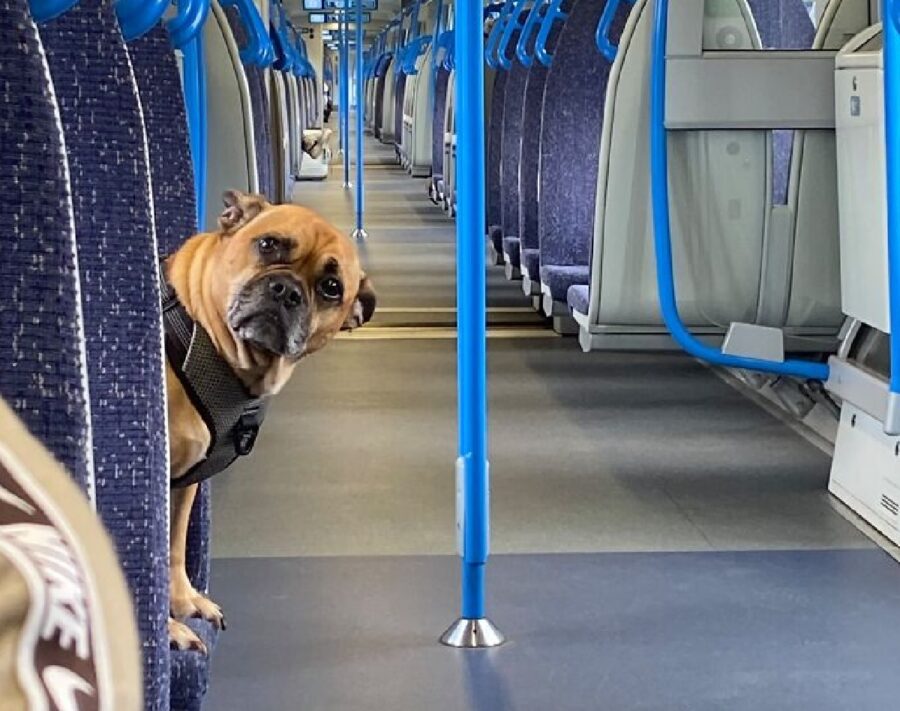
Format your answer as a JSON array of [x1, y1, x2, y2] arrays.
[[0, 0, 320, 708]]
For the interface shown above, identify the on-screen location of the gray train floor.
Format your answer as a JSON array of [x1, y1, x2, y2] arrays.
[[206, 135, 900, 710]]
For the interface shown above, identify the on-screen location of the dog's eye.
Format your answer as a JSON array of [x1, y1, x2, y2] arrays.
[[256, 237, 279, 255], [317, 276, 343, 302]]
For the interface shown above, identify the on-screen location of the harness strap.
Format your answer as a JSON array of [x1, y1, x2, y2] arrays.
[[160, 261, 268, 489]]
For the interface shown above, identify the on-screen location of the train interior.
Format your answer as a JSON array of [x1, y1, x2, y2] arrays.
[[3, 0, 900, 709]]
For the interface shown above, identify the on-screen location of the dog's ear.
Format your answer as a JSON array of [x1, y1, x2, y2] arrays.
[[218, 190, 270, 235], [341, 274, 377, 331]]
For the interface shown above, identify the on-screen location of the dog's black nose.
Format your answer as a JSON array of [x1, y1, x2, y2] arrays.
[[268, 275, 304, 309]]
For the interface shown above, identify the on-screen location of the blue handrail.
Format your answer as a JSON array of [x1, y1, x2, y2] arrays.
[[649, 0, 829, 382], [484, 0, 515, 69], [534, 0, 568, 67], [220, 0, 274, 67], [595, 0, 635, 60], [516, 0, 548, 67], [271, 26, 292, 72], [434, 29, 454, 70], [402, 35, 431, 74], [168, 0, 210, 227], [295, 33, 313, 78], [167, 0, 209, 48], [28, 0, 78, 22], [884, 0, 900, 432], [496, 0, 530, 70], [115, 0, 169, 41]]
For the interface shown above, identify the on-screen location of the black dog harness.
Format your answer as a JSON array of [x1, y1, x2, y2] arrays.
[[160, 263, 267, 488]]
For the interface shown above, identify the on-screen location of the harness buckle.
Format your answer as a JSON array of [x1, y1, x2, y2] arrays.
[[234, 406, 262, 456]]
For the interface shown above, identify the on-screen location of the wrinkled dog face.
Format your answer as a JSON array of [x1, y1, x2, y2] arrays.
[[214, 191, 376, 361]]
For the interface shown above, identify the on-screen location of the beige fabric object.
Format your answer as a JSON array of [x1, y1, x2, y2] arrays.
[[0, 399, 142, 711]]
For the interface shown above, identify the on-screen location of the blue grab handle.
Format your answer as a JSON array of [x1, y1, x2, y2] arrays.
[[115, 0, 169, 41], [534, 0, 567, 67], [517, 0, 548, 68], [403, 35, 431, 74], [884, 0, 900, 431], [28, 0, 78, 22], [484, 0, 514, 68], [596, 0, 635, 61], [167, 0, 210, 48], [270, 22, 292, 72], [434, 28, 452, 69], [648, 0, 829, 383], [220, 0, 274, 67], [497, 0, 530, 70]]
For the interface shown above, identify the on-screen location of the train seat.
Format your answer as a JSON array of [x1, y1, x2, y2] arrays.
[[223, 5, 275, 200], [430, 49, 451, 198], [572, 0, 854, 352], [203, 1, 259, 228], [518, 0, 575, 296], [38, 1, 171, 706], [537, 0, 630, 317], [0, 0, 94, 495], [498, 14, 529, 278], [129, 24, 219, 710]]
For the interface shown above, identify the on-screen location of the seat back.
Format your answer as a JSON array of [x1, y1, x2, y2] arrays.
[[538, 0, 628, 273], [204, 0, 258, 229], [374, 54, 393, 139], [486, 66, 509, 238], [588, 0, 767, 327], [38, 1, 170, 707], [224, 6, 275, 200], [128, 23, 219, 709], [432, 65, 451, 180], [518, 0, 575, 280], [498, 18, 529, 251], [0, 0, 94, 497], [408, 46, 436, 175]]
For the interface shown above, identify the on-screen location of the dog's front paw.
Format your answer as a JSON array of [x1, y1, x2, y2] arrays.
[[168, 618, 207, 654], [171, 590, 227, 631]]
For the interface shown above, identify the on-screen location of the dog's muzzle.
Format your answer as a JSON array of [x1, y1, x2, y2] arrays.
[[228, 273, 309, 358]]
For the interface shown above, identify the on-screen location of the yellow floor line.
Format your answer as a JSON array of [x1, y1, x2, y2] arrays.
[[337, 326, 560, 340], [374, 306, 537, 314]]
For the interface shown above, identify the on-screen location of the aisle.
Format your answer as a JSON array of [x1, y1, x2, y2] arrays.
[[205, 135, 900, 711]]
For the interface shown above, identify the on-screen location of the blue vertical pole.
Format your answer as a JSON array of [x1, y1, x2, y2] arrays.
[[885, 0, 900, 433], [341, 13, 351, 187], [353, 0, 366, 238], [440, 0, 504, 649]]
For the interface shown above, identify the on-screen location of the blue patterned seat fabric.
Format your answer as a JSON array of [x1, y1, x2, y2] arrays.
[[538, 0, 629, 303], [0, 0, 94, 496], [128, 24, 218, 711], [486, 67, 509, 250], [567, 283, 590, 315], [498, 17, 530, 269], [225, 6, 275, 200], [747, 0, 815, 205], [431, 66, 450, 188], [518, 0, 574, 282], [38, 1, 170, 707]]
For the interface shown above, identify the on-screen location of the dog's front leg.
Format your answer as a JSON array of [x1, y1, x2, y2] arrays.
[[169, 484, 225, 652]]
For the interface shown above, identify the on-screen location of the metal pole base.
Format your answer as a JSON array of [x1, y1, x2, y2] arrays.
[[342, 182, 352, 190], [351, 227, 369, 241], [440, 618, 505, 649]]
